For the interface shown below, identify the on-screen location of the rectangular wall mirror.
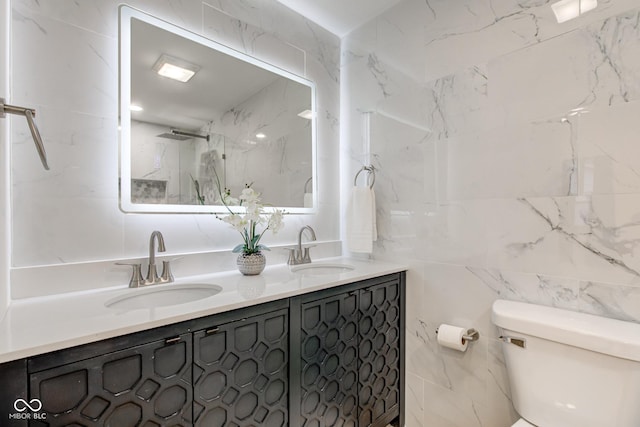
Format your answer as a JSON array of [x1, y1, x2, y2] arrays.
[[119, 6, 316, 213]]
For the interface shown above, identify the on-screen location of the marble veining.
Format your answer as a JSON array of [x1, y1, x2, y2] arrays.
[[585, 10, 640, 107], [522, 196, 640, 278], [9, 0, 340, 268], [344, 1, 640, 425]]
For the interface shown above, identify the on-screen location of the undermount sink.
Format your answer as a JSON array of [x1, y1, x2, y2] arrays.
[[105, 283, 223, 310], [291, 263, 355, 275]]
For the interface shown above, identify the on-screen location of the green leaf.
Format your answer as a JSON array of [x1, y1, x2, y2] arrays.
[[232, 243, 246, 253], [256, 244, 270, 251]]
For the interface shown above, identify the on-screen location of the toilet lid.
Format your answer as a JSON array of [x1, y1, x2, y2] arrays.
[[512, 418, 536, 427]]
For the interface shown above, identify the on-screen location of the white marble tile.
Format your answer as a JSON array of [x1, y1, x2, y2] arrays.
[[467, 268, 580, 320], [408, 263, 494, 404], [11, 9, 117, 117], [422, 65, 492, 140], [421, 0, 640, 83], [581, 8, 640, 108], [488, 29, 593, 124], [532, 195, 640, 281], [12, 196, 124, 267], [12, 0, 120, 37], [422, 380, 484, 427], [405, 372, 425, 427], [202, 0, 264, 29], [439, 117, 574, 200], [203, 4, 306, 77], [406, 315, 431, 380], [575, 100, 640, 195], [417, 201, 490, 266], [369, 112, 431, 201], [482, 197, 640, 285], [578, 281, 640, 323], [420, 263, 497, 337], [12, 0, 203, 38], [367, 0, 431, 84], [372, 207, 431, 260], [488, 7, 640, 125], [347, 1, 640, 115], [421, 0, 546, 83], [11, 108, 120, 267]]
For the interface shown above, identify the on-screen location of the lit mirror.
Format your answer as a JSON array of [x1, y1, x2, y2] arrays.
[[119, 6, 316, 213]]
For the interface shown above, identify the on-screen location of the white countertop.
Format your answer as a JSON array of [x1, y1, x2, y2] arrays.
[[0, 257, 406, 364]]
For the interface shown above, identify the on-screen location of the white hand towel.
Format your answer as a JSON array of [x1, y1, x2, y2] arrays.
[[346, 186, 377, 253], [303, 192, 313, 208]]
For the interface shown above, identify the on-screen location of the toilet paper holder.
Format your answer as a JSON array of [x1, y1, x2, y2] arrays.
[[435, 327, 480, 344]]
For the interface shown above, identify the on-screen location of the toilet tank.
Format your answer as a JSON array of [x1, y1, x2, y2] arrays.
[[492, 299, 640, 427]]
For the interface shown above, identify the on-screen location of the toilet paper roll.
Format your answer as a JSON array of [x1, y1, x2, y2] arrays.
[[437, 324, 468, 352]]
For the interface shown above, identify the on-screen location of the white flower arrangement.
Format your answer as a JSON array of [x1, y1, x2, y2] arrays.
[[217, 186, 285, 255]]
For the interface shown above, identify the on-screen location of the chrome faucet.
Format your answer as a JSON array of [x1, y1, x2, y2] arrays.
[[117, 231, 174, 287], [146, 230, 166, 284], [288, 225, 317, 265], [147, 230, 174, 285]]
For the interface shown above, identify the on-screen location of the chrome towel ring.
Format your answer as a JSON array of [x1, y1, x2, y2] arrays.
[[354, 165, 375, 189]]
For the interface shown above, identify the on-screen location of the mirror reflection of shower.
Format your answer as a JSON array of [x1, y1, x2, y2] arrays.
[[157, 128, 210, 142]]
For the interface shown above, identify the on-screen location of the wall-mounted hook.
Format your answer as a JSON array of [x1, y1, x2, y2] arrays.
[[0, 98, 49, 170]]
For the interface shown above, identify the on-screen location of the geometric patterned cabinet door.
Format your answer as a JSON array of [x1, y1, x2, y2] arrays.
[[298, 291, 360, 427], [358, 282, 401, 427], [293, 274, 404, 427], [28, 333, 193, 427], [193, 308, 289, 427]]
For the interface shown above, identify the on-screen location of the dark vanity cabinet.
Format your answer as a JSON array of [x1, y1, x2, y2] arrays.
[[0, 272, 405, 427], [192, 308, 289, 426], [294, 289, 360, 426], [29, 333, 193, 426], [290, 274, 404, 427]]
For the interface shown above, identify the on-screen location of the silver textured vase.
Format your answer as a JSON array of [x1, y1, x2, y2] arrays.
[[237, 252, 266, 275]]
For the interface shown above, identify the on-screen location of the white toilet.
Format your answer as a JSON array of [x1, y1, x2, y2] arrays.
[[492, 299, 640, 427]]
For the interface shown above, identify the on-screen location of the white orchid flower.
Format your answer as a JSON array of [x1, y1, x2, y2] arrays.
[[222, 213, 247, 232], [239, 187, 260, 204], [268, 209, 284, 234], [216, 185, 285, 254]]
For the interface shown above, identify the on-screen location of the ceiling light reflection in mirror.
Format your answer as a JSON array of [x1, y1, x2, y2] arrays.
[[119, 6, 317, 214]]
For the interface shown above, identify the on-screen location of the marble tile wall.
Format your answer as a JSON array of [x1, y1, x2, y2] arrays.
[[6, 0, 340, 296], [342, 0, 640, 425]]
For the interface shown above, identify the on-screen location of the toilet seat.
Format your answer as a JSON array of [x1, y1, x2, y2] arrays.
[[512, 418, 536, 427]]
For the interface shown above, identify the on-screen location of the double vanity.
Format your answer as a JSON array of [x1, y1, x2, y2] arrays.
[[0, 4, 405, 426], [0, 257, 406, 427]]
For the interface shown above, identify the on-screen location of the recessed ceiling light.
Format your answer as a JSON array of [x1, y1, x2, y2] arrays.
[[551, 0, 597, 23], [255, 133, 267, 139], [152, 54, 200, 83], [130, 104, 144, 112], [298, 109, 314, 120]]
